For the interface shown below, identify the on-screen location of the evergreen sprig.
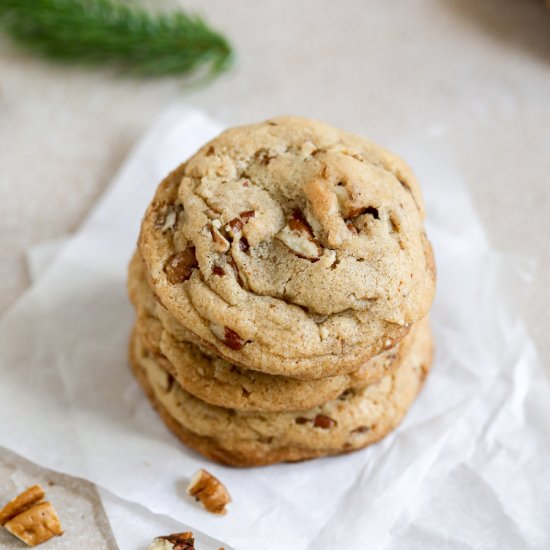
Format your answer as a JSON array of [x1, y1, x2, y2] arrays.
[[0, 0, 233, 77]]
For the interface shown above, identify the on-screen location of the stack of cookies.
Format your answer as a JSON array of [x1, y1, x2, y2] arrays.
[[127, 117, 435, 467]]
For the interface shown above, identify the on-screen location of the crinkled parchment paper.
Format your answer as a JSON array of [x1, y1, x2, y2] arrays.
[[1, 106, 548, 550]]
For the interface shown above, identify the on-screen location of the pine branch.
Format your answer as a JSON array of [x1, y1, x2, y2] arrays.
[[0, 0, 233, 77]]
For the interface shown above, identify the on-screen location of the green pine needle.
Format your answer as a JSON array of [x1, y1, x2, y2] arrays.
[[0, 0, 233, 78]]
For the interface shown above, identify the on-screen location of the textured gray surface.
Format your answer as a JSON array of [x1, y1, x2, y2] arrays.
[[0, 449, 116, 549], [1, 0, 549, 546]]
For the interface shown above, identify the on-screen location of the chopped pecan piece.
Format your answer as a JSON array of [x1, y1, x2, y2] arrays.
[[212, 266, 225, 276], [276, 209, 321, 261], [288, 209, 314, 236], [223, 327, 248, 350], [187, 469, 231, 515], [154, 204, 180, 233], [239, 210, 255, 223], [383, 337, 395, 350], [351, 426, 370, 434], [148, 531, 195, 550], [313, 414, 337, 429], [225, 212, 255, 247], [0, 485, 45, 525], [209, 223, 229, 252], [210, 324, 249, 350], [228, 218, 243, 233], [164, 248, 198, 284], [4, 501, 63, 547]]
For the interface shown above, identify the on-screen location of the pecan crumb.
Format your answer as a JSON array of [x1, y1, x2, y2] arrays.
[[154, 204, 180, 233], [228, 218, 243, 233], [212, 266, 225, 276], [223, 327, 248, 350], [313, 414, 337, 429], [295, 417, 311, 425], [383, 337, 394, 350], [288, 209, 315, 237], [239, 210, 255, 223], [164, 248, 198, 284], [351, 426, 370, 434], [187, 469, 231, 515], [210, 324, 250, 350]]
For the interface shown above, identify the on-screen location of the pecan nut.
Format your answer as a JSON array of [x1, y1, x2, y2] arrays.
[[148, 531, 195, 550], [210, 323, 249, 350], [187, 469, 231, 515], [313, 414, 337, 429], [0, 485, 45, 526], [4, 501, 63, 547], [276, 210, 321, 261], [164, 248, 198, 284]]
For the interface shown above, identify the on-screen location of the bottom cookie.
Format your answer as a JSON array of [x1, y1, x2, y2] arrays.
[[129, 322, 433, 467]]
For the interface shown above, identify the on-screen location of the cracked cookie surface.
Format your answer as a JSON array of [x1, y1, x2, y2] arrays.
[[129, 316, 433, 467], [138, 117, 435, 378], [129, 251, 418, 410]]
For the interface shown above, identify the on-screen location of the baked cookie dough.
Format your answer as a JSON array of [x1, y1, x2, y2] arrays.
[[130, 251, 421, 410], [128, 318, 433, 467], [138, 117, 435, 378]]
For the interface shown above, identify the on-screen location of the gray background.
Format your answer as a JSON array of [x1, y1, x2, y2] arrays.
[[1, 0, 549, 547]]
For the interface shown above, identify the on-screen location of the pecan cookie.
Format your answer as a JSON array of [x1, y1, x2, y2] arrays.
[[128, 318, 433, 467], [138, 118, 435, 378], [130, 251, 419, 410]]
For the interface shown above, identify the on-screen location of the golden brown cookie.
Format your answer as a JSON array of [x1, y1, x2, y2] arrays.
[[130, 250, 420, 411], [137, 117, 435, 379], [128, 318, 433, 467]]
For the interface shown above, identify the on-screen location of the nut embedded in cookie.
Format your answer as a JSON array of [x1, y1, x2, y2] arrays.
[[164, 248, 198, 284], [276, 209, 321, 261], [186, 469, 231, 515], [137, 117, 436, 378]]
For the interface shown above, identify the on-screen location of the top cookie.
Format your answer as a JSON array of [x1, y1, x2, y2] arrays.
[[138, 117, 435, 378]]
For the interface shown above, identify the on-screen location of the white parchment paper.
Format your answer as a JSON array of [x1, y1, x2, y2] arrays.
[[25, 238, 227, 550], [1, 106, 549, 550]]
